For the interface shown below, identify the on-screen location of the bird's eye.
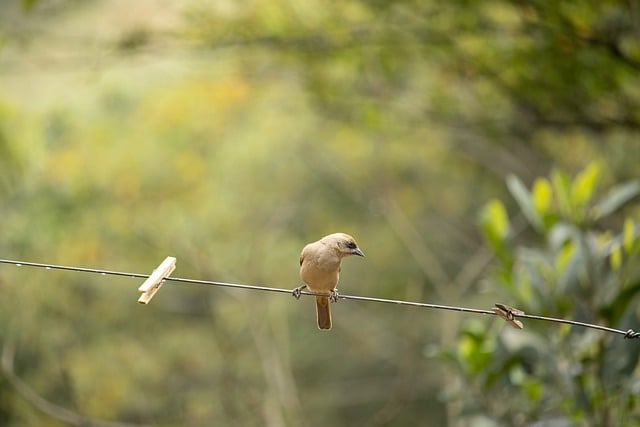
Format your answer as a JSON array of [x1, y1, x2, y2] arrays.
[[345, 241, 357, 249]]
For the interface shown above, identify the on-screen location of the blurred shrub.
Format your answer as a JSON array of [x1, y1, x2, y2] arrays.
[[450, 163, 640, 426]]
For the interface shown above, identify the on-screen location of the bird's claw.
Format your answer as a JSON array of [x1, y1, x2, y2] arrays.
[[292, 285, 306, 300], [329, 289, 340, 303]]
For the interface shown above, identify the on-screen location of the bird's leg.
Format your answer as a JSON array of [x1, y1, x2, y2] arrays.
[[292, 284, 307, 300], [329, 289, 340, 303]]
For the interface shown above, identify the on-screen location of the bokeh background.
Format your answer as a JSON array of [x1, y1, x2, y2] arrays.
[[1, 1, 639, 426]]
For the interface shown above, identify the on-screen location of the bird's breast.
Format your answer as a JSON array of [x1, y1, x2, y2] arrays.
[[300, 254, 341, 292]]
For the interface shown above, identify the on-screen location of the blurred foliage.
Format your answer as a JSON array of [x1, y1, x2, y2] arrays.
[[0, 0, 639, 426], [461, 164, 640, 426]]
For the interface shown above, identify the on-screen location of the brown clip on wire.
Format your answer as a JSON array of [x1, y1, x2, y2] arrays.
[[137, 256, 176, 304], [493, 303, 524, 329]]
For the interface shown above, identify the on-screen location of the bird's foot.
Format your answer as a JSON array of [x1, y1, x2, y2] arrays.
[[329, 289, 340, 303], [292, 284, 307, 300]]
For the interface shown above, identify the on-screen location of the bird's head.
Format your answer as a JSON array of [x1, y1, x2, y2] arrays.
[[321, 233, 365, 258]]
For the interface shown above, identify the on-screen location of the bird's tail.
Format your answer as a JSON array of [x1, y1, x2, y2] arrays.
[[315, 296, 332, 330]]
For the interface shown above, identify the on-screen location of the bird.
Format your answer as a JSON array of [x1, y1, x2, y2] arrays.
[[293, 233, 365, 330]]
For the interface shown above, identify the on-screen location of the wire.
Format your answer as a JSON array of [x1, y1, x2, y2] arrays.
[[0, 258, 638, 339], [0, 258, 494, 311]]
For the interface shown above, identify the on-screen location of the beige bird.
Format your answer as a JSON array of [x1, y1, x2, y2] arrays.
[[293, 233, 365, 330]]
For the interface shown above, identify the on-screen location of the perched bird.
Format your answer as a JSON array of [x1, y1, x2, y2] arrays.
[[294, 233, 365, 330]]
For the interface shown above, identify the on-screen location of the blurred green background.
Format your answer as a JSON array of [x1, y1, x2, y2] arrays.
[[1, 1, 639, 426]]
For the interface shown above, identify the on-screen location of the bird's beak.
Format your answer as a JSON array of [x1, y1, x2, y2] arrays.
[[353, 247, 365, 257]]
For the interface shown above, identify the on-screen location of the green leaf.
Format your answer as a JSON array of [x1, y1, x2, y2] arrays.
[[551, 169, 572, 217], [532, 177, 552, 216], [480, 199, 510, 240], [555, 241, 575, 272], [610, 245, 622, 270], [457, 323, 495, 375], [594, 180, 640, 219], [523, 378, 543, 403], [570, 162, 601, 206], [506, 175, 543, 230], [479, 199, 513, 266], [623, 218, 636, 253]]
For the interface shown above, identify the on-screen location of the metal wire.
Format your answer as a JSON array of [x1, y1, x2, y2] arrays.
[[0, 258, 638, 339]]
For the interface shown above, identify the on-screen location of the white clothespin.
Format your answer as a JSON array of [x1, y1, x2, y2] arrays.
[[137, 256, 176, 304]]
